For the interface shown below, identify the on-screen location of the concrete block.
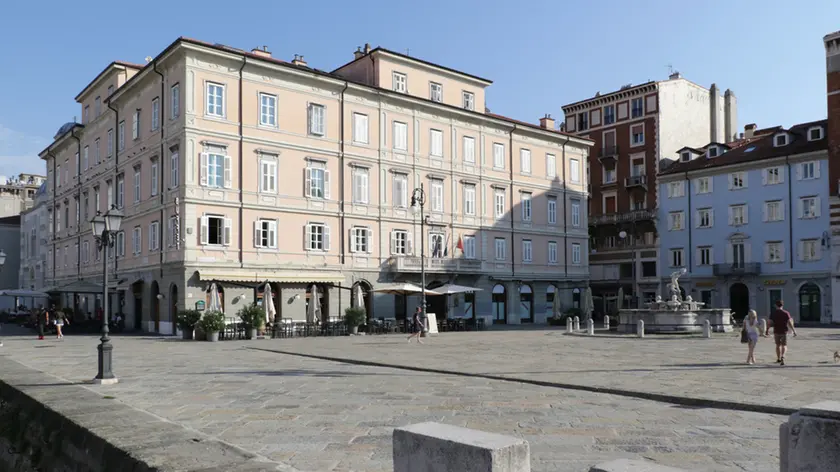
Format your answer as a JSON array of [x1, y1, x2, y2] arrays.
[[393, 422, 530, 472], [703, 320, 711, 338], [780, 421, 789, 472], [587, 318, 594, 336], [604, 315, 610, 330], [590, 459, 688, 472], [573, 316, 580, 331], [637, 320, 645, 338], [566, 317, 573, 334], [783, 401, 840, 472]]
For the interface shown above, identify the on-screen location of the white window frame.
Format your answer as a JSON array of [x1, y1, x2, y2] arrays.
[[305, 223, 330, 252], [696, 177, 710, 194], [352, 166, 369, 204], [808, 126, 824, 141], [800, 161, 817, 180], [430, 129, 443, 157], [430, 179, 444, 213], [494, 189, 506, 218], [133, 166, 141, 204], [670, 248, 684, 268], [774, 133, 788, 147], [391, 229, 411, 255], [151, 97, 160, 131], [546, 153, 556, 178], [350, 226, 371, 254], [308, 103, 326, 136], [764, 200, 784, 222], [259, 93, 277, 127], [83, 146, 89, 170], [630, 124, 644, 146], [392, 72, 407, 93], [200, 214, 231, 247], [522, 240, 533, 263], [150, 159, 159, 197], [463, 235, 476, 259], [132, 109, 140, 140], [201, 152, 231, 189], [571, 199, 580, 227], [493, 143, 505, 169], [429, 82, 442, 102], [800, 196, 819, 219], [698, 246, 712, 266], [170, 83, 180, 119], [729, 171, 746, 189], [463, 136, 475, 163], [462, 91, 475, 110], [668, 211, 684, 230], [352, 112, 369, 144], [521, 192, 532, 221], [548, 241, 558, 264], [170, 149, 179, 188], [730, 204, 747, 226], [118, 121, 125, 150], [571, 243, 582, 265], [259, 157, 277, 194], [765, 166, 782, 185], [548, 197, 558, 225], [254, 219, 278, 249], [94, 96, 101, 118], [107, 129, 114, 157], [393, 173, 408, 208], [132, 226, 142, 255], [697, 208, 712, 228], [801, 239, 820, 261], [393, 121, 408, 151], [206, 82, 225, 117], [149, 221, 160, 251], [520, 149, 531, 174], [304, 160, 329, 199], [116, 231, 125, 256], [494, 238, 506, 261], [570, 158, 580, 182], [116, 174, 124, 209], [463, 184, 476, 216], [94, 138, 100, 165], [766, 242, 784, 263]]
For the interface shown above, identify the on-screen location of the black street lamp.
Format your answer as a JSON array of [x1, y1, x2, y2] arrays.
[[410, 185, 432, 333], [90, 206, 123, 385]]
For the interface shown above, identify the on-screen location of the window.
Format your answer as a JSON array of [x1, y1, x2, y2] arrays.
[[494, 238, 506, 261], [603, 167, 616, 184], [94, 96, 101, 118], [463, 136, 475, 163], [577, 112, 588, 131], [729, 204, 747, 225], [681, 151, 691, 162], [774, 134, 788, 146], [462, 91, 475, 110], [350, 227, 371, 253], [494, 189, 505, 218], [548, 196, 558, 225], [604, 105, 615, 125], [84, 105, 90, 124], [463, 235, 476, 259], [393, 121, 408, 151], [729, 171, 746, 189], [352, 167, 369, 204], [800, 196, 819, 219], [696, 177, 710, 194], [631, 124, 644, 146], [493, 143, 505, 169], [149, 221, 160, 251], [520, 149, 531, 174], [82, 193, 88, 223], [631, 97, 643, 118], [170, 149, 179, 188], [670, 248, 684, 267], [393, 173, 408, 208], [809, 126, 824, 141], [107, 129, 114, 157], [116, 174, 124, 208], [56, 165, 61, 187], [74, 197, 79, 227], [253, 93, 277, 127], [668, 181, 685, 198], [570, 158, 580, 182], [254, 219, 278, 248], [118, 122, 125, 151], [799, 161, 818, 180], [391, 230, 410, 255], [697, 208, 713, 228], [546, 154, 556, 178], [707, 146, 718, 158], [206, 82, 225, 117], [521, 192, 532, 221], [430, 179, 444, 212], [352, 112, 368, 144], [168, 216, 178, 247], [430, 129, 443, 157], [94, 138, 100, 165], [106, 180, 113, 208], [133, 166, 141, 204], [83, 146, 89, 170], [116, 231, 125, 256], [132, 226, 142, 254], [150, 159, 158, 197], [170, 84, 180, 119], [698, 246, 712, 266], [801, 239, 820, 261], [522, 240, 533, 263], [430, 82, 442, 102], [548, 241, 558, 264], [107, 85, 114, 97], [200, 215, 230, 246], [200, 152, 231, 189], [764, 200, 783, 222], [132, 109, 140, 140], [572, 243, 581, 265], [305, 161, 329, 199], [56, 207, 61, 232], [571, 199, 580, 227], [463, 184, 476, 216], [75, 152, 80, 174], [151, 97, 160, 131], [305, 223, 330, 251], [94, 186, 100, 213], [766, 242, 783, 263], [764, 166, 782, 185], [308, 103, 325, 136], [392, 72, 407, 93], [668, 211, 684, 230]]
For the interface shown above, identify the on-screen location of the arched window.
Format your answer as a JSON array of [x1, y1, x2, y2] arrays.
[[519, 284, 534, 323], [492, 284, 506, 324]]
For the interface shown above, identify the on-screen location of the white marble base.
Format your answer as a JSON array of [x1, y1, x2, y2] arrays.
[[91, 377, 119, 385]]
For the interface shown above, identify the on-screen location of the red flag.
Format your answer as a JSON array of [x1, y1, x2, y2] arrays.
[[456, 235, 464, 251]]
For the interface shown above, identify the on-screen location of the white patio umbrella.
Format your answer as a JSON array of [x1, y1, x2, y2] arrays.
[[617, 287, 624, 313], [432, 284, 482, 295], [307, 285, 321, 323], [264, 283, 277, 324], [552, 290, 561, 318], [208, 283, 222, 312], [584, 287, 594, 320], [354, 284, 366, 311], [371, 283, 442, 296]]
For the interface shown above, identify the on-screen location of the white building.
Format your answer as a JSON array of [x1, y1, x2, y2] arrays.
[[18, 181, 50, 298]]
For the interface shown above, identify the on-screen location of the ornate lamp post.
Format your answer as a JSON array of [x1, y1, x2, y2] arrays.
[[90, 206, 123, 385], [410, 185, 432, 333]]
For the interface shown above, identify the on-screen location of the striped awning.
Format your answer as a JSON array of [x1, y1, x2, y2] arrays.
[[197, 271, 345, 284]]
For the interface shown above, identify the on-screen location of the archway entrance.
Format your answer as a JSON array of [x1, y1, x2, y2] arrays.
[[132, 281, 144, 331], [169, 284, 179, 335], [799, 283, 821, 323], [519, 284, 533, 323], [729, 283, 749, 321], [150, 281, 160, 333], [492, 284, 506, 324], [351, 280, 374, 323], [546, 285, 557, 318], [426, 281, 447, 319]]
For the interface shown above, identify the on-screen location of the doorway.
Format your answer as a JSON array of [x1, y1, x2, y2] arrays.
[[169, 284, 179, 335], [492, 284, 506, 324], [798, 283, 821, 323], [351, 280, 374, 323], [519, 285, 533, 323], [132, 282, 144, 331], [150, 281, 160, 333], [729, 283, 749, 321], [426, 281, 447, 319]]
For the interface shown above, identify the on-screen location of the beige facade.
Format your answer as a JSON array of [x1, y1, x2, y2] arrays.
[[0, 174, 45, 218], [40, 38, 591, 333]]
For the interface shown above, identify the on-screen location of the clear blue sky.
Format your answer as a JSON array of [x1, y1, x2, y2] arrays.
[[1, 0, 838, 177]]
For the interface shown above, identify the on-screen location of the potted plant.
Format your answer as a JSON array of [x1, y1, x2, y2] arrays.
[[344, 306, 366, 335], [238, 304, 265, 340], [199, 311, 225, 342], [176, 309, 202, 340]]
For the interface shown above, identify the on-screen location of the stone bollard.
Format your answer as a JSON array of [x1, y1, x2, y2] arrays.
[[703, 320, 711, 338], [590, 459, 688, 472], [573, 316, 580, 331], [637, 320, 644, 338], [393, 422, 530, 472], [760, 318, 767, 335], [604, 315, 610, 330], [587, 318, 594, 336], [565, 317, 573, 334], [780, 401, 840, 472]]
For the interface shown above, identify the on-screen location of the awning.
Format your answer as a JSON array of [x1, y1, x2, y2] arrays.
[[0, 289, 51, 298], [197, 271, 345, 284], [44, 280, 108, 293]]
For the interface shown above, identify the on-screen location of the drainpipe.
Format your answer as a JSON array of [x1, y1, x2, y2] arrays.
[[561, 136, 569, 279], [509, 125, 517, 278], [70, 129, 82, 280], [152, 61, 165, 277], [786, 156, 793, 270], [237, 57, 247, 268], [685, 172, 692, 271], [47, 151, 57, 282], [339, 81, 349, 265], [107, 99, 120, 277]]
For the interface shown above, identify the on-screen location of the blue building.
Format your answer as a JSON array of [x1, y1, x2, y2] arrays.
[[658, 120, 831, 323]]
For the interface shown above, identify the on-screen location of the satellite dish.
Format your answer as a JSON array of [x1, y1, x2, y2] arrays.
[[145, 56, 153, 63]]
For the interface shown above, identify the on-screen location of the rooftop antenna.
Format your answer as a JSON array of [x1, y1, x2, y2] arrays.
[[667, 63, 674, 75], [406, 48, 410, 56]]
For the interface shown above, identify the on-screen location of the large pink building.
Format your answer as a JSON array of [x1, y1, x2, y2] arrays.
[[39, 38, 591, 333]]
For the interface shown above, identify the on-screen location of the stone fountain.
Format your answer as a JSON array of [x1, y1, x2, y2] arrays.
[[617, 268, 733, 334]]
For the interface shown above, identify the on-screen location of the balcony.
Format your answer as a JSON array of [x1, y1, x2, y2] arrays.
[[625, 174, 648, 190], [599, 145, 619, 163], [713, 263, 762, 276], [590, 209, 657, 226], [388, 256, 484, 273]]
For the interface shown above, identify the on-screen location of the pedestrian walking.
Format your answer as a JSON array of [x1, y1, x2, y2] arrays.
[[742, 309, 761, 364], [55, 309, 68, 339], [765, 299, 797, 365], [407, 306, 424, 344], [38, 306, 52, 340]]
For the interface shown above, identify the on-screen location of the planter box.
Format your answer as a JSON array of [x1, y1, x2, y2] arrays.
[[206, 331, 219, 342]]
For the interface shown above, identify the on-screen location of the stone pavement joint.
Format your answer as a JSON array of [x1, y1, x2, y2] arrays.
[[250, 346, 797, 417]]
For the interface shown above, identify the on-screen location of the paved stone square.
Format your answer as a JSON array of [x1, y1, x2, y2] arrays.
[[2, 326, 835, 471]]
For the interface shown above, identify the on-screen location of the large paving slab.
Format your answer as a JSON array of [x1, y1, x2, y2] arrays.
[[0, 327, 791, 471]]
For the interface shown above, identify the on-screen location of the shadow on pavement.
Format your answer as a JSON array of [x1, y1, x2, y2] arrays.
[[199, 369, 398, 378]]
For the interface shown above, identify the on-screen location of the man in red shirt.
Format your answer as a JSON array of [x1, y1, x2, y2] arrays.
[[765, 299, 797, 365]]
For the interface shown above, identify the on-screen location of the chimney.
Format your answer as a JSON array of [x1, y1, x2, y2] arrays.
[[669, 71, 681, 80], [251, 46, 271, 58], [826, 30, 840, 197], [724, 89, 737, 143], [292, 54, 308, 67], [363, 43, 372, 54], [744, 123, 757, 139], [709, 83, 720, 143], [353, 46, 364, 60], [539, 114, 556, 130]]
